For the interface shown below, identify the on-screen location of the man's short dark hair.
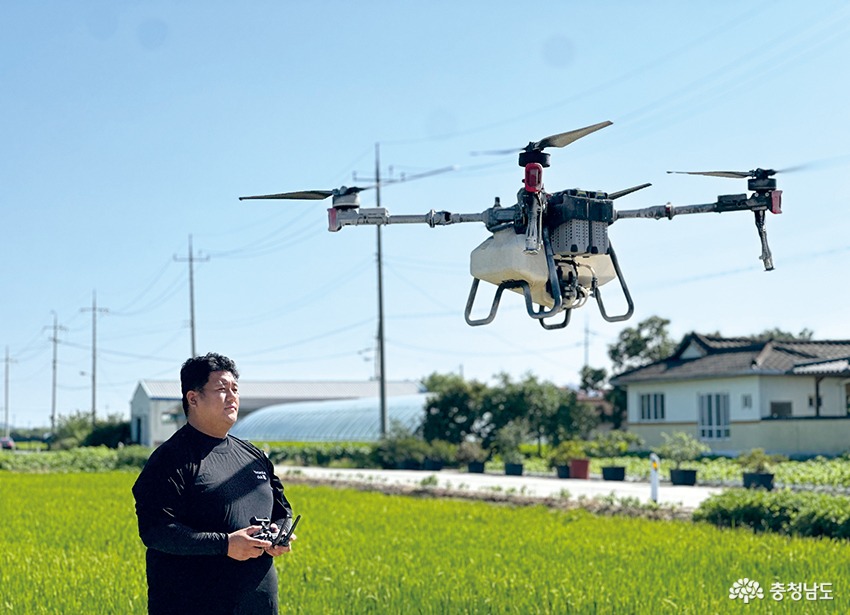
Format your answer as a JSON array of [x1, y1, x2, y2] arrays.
[[180, 353, 239, 416]]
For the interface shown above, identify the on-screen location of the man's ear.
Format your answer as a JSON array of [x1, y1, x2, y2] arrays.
[[186, 390, 199, 408]]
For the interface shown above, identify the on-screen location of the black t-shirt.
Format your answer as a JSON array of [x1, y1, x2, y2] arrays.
[[132, 424, 291, 615]]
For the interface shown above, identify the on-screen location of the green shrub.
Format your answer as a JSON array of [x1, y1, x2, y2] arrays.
[[455, 440, 488, 464], [115, 445, 153, 469], [426, 440, 457, 466], [547, 440, 588, 467], [589, 431, 643, 458], [694, 488, 850, 539], [266, 442, 375, 468], [492, 422, 527, 465], [653, 432, 710, 469], [736, 448, 786, 473]]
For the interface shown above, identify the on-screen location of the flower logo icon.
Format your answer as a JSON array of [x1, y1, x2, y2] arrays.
[[729, 578, 764, 603]]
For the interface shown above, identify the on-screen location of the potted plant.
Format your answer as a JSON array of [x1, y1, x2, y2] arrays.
[[550, 440, 590, 479], [423, 439, 456, 471], [548, 441, 577, 479], [737, 448, 785, 491], [456, 439, 488, 474], [494, 422, 526, 476], [652, 431, 710, 486], [591, 431, 644, 481]]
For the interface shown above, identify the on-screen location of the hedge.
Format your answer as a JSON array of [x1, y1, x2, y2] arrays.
[[693, 488, 850, 539]]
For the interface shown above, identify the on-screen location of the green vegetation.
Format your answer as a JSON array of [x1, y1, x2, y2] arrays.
[[694, 488, 850, 539], [0, 445, 150, 472], [1, 473, 848, 613], [652, 432, 711, 470]]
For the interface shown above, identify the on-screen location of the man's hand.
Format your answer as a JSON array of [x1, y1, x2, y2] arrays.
[[264, 524, 296, 557], [226, 526, 272, 561]]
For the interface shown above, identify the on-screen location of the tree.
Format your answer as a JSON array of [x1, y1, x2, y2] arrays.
[[421, 373, 487, 444], [608, 315, 675, 373], [747, 327, 814, 342], [579, 365, 607, 394], [604, 386, 628, 430], [50, 411, 130, 450]]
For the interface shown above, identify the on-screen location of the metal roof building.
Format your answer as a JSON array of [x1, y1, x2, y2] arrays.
[[130, 379, 423, 447]]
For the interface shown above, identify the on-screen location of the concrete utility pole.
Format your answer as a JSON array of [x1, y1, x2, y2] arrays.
[[353, 147, 456, 438], [4, 347, 14, 438], [48, 312, 67, 433], [374, 143, 388, 438], [174, 235, 209, 358], [81, 291, 108, 427]]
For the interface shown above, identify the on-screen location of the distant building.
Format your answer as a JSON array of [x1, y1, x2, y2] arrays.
[[612, 333, 850, 456], [130, 379, 423, 447], [230, 393, 429, 443]]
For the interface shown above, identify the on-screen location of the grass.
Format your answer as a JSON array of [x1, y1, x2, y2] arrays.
[[0, 472, 848, 613]]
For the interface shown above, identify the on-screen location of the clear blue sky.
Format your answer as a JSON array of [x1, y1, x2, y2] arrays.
[[2, 1, 849, 429]]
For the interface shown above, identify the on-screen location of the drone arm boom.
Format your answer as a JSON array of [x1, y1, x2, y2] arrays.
[[615, 201, 722, 220], [615, 192, 779, 271], [329, 207, 510, 231]]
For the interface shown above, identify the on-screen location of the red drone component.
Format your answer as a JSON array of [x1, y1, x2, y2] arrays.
[[524, 163, 544, 193]]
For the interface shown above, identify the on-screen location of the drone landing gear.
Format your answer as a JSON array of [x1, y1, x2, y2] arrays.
[[464, 279, 570, 327], [592, 245, 634, 323]]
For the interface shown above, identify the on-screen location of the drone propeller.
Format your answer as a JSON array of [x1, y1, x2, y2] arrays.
[[239, 185, 373, 202], [471, 120, 613, 156], [668, 154, 850, 180], [608, 183, 652, 200]]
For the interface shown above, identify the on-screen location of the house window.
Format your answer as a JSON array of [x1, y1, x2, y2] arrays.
[[698, 393, 730, 440], [639, 393, 665, 421], [742, 394, 752, 409], [770, 402, 792, 418]]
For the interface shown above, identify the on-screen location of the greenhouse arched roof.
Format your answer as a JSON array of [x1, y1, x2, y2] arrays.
[[230, 393, 429, 442]]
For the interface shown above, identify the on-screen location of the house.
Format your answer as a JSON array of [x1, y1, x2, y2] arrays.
[[130, 379, 424, 447], [611, 333, 850, 457]]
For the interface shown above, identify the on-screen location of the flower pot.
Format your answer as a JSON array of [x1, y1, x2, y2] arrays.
[[569, 458, 590, 480], [467, 461, 485, 474], [743, 472, 774, 491], [555, 464, 571, 479], [602, 466, 626, 481], [504, 462, 524, 476], [670, 468, 697, 486]]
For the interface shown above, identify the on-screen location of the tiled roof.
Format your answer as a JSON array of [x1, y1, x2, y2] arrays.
[[611, 333, 850, 384], [793, 357, 850, 376]]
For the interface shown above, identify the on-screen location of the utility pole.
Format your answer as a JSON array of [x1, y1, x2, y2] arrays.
[[4, 347, 15, 438], [353, 146, 456, 437], [48, 312, 67, 433], [584, 317, 590, 369], [81, 291, 108, 427], [174, 235, 208, 358], [375, 143, 388, 438]]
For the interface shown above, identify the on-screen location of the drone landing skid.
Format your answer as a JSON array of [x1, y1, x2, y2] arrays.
[[592, 245, 634, 323], [465, 244, 634, 329], [464, 278, 568, 328]]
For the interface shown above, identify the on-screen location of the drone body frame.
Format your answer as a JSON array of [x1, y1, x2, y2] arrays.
[[241, 121, 783, 330]]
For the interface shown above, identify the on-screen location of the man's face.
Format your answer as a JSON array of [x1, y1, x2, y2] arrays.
[[186, 370, 239, 438]]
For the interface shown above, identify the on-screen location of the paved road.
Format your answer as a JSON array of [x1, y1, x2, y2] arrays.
[[279, 465, 724, 509]]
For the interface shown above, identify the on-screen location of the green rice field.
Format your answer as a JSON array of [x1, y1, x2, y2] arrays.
[[0, 472, 847, 613]]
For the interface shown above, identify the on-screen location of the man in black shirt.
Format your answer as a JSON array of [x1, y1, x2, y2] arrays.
[[133, 353, 293, 615]]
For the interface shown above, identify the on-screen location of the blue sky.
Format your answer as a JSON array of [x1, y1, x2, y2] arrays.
[[2, 1, 849, 429]]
